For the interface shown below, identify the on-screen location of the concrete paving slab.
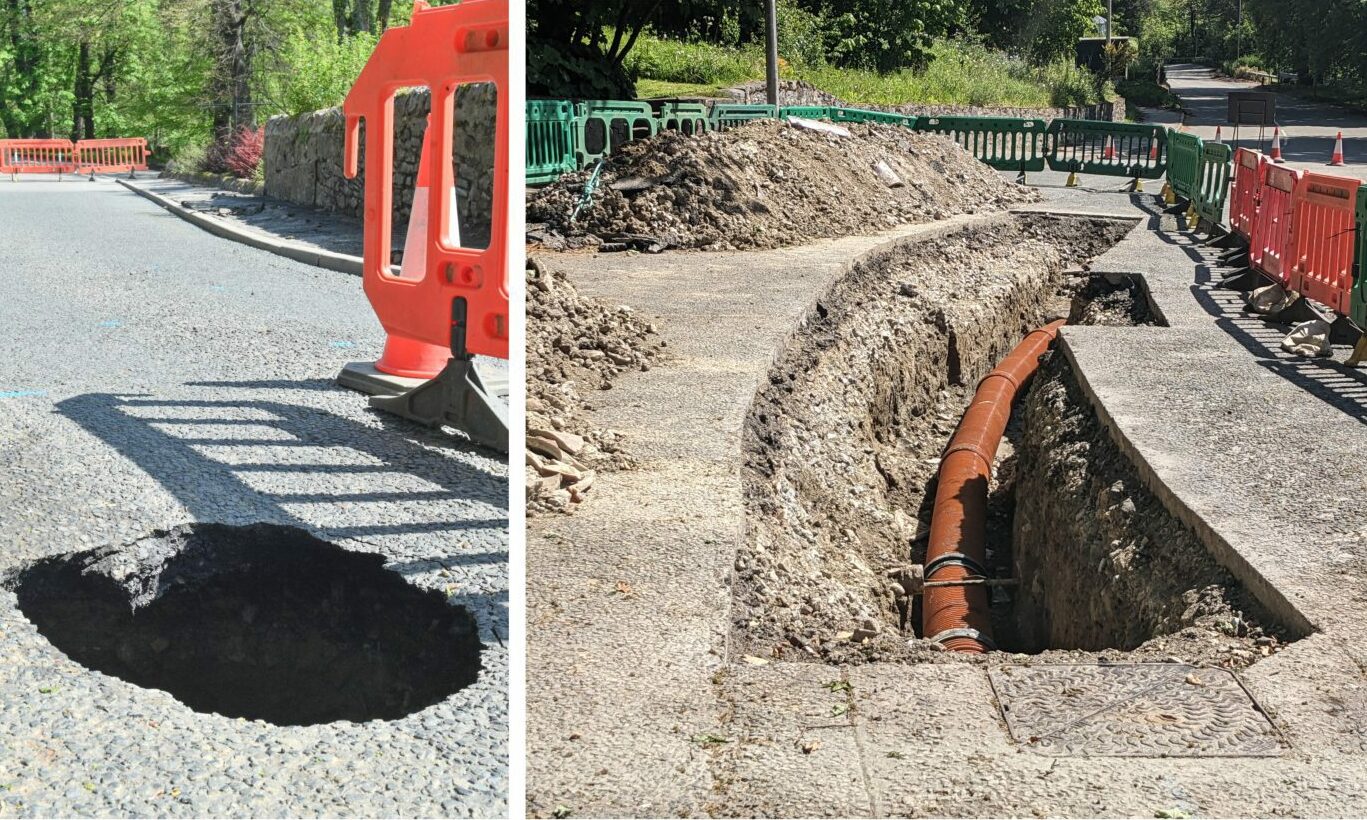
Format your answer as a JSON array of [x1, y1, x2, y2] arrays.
[[529, 181, 1367, 815]]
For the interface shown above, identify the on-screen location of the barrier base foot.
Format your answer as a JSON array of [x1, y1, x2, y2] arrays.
[[1215, 268, 1265, 292], [367, 356, 509, 453], [336, 361, 429, 396], [1347, 336, 1367, 367], [1265, 295, 1324, 326], [1205, 231, 1241, 250], [1329, 315, 1360, 347]]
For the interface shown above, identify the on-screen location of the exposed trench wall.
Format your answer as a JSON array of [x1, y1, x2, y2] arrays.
[[1008, 353, 1290, 655], [735, 213, 1135, 665], [263, 86, 496, 246]]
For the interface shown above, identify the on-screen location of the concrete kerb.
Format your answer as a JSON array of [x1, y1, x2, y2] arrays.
[[116, 177, 364, 276]]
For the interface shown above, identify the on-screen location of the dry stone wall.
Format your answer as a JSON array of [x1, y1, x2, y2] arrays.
[[264, 86, 496, 247]]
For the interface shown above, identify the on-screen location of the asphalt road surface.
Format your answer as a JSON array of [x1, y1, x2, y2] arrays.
[[0, 177, 507, 817]]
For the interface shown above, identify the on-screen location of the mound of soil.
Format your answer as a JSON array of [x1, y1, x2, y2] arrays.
[[525, 258, 668, 513], [528, 120, 1039, 252]]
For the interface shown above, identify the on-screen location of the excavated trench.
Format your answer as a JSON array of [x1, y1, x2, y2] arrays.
[[737, 211, 1296, 667], [6, 523, 482, 726]]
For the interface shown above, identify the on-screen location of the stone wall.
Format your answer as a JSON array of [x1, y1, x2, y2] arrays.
[[264, 86, 497, 248], [725, 79, 1126, 122]]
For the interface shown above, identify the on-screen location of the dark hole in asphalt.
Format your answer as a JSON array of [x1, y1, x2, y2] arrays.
[[9, 523, 481, 726]]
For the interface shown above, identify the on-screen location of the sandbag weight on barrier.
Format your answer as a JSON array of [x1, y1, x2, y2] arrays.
[[343, 0, 509, 374], [1229, 148, 1264, 240], [1289, 172, 1361, 315], [1249, 163, 1302, 287]]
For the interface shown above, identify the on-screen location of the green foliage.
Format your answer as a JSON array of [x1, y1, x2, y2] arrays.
[[273, 29, 376, 115], [1116, 78, 1181, 109], [775, 0, 826, 69], [624, 34, 763, 86], [821, 0, 967, 72], [626, 32, 1104, 108]]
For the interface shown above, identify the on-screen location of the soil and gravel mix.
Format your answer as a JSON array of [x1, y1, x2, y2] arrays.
[[525, 257, 668, 513], [527, 120, 1039, 252], [734, 213, 1135, 665], [1006, 355, 1291, 668]]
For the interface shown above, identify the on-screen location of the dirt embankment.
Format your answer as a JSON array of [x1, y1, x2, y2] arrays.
[[525, 258, 668, 514], [735, 213, 1133, 664], [528, 120, 1039, 252]]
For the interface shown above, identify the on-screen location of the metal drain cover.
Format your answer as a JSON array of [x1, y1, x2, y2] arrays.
[[988, 663, 1285, 757]]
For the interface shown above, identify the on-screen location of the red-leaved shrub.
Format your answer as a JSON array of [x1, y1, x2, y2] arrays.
[[202, 125, 264, 178]]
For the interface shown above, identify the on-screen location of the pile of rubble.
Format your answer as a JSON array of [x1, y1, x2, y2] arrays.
[[525, 258, 668, 513], [527, 119, 1038, 251]]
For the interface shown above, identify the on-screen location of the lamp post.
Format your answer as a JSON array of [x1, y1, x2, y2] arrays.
[[765, 0, 779, 106]]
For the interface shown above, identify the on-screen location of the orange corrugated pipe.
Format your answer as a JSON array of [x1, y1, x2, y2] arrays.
[[921, 319, 1067, 653]]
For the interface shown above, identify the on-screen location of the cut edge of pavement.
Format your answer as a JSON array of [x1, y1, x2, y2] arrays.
[[117, 177, 364, 276]]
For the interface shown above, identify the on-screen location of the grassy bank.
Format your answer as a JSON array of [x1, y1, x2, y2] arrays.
[[626, 34, 1106, 108]]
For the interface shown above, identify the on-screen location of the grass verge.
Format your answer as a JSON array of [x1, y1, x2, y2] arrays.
[[626, 33, 1105, 108]]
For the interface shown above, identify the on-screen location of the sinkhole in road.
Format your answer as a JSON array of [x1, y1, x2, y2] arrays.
[[736, 212, 1299, 667], [9, 523, 482, 726]]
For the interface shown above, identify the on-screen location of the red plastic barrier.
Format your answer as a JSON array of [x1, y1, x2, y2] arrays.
[[1249, 163, 1302, 286], [1229, 147, 1263, 240], [0, 139, 75, 176], [74, 138, 150, 174], [1289, 172, 1361, 314], [343, 0, 509, 374]]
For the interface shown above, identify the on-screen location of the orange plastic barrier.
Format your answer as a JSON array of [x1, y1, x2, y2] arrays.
[[1229, 147, 1263, 240], [74, 138, 150, 174], [343, 0, 509, 374], [1249, 163, 1302, 286], [1289, 172, 1361, 314], [0, 139, 75, 176]]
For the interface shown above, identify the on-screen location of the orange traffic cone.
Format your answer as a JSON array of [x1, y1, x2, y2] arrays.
[[1269, 126, 1285, 163], [1329, 131, 1345, 166], [374, 121, 461, 379], [1103, 135, 1116, 161], [1213, 126, 1223, 144], [1148, 139, 1160, 161]]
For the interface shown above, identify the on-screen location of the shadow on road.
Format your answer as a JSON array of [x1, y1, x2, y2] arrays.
[[54, 387, 508, 556]]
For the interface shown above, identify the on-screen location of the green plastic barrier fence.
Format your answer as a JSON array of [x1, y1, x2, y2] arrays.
[[653, 101, 710, 135], [1351, 187, 1367, 329], [1195, 142, 1233, 225], [1046, 119, 1168, 179], [778, 105, 833, 120], [827, 107, 915, 128], [710, 103, 777, 130], [576, 100, 657, 166], [526, 99, 579, 186], [913, 115, 1047, 173], [1166, 130, 1203, 202]]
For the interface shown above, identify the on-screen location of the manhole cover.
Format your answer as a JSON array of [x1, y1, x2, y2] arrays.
[[8, 523, 482, 726], [988, 663, 1285, 757]]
